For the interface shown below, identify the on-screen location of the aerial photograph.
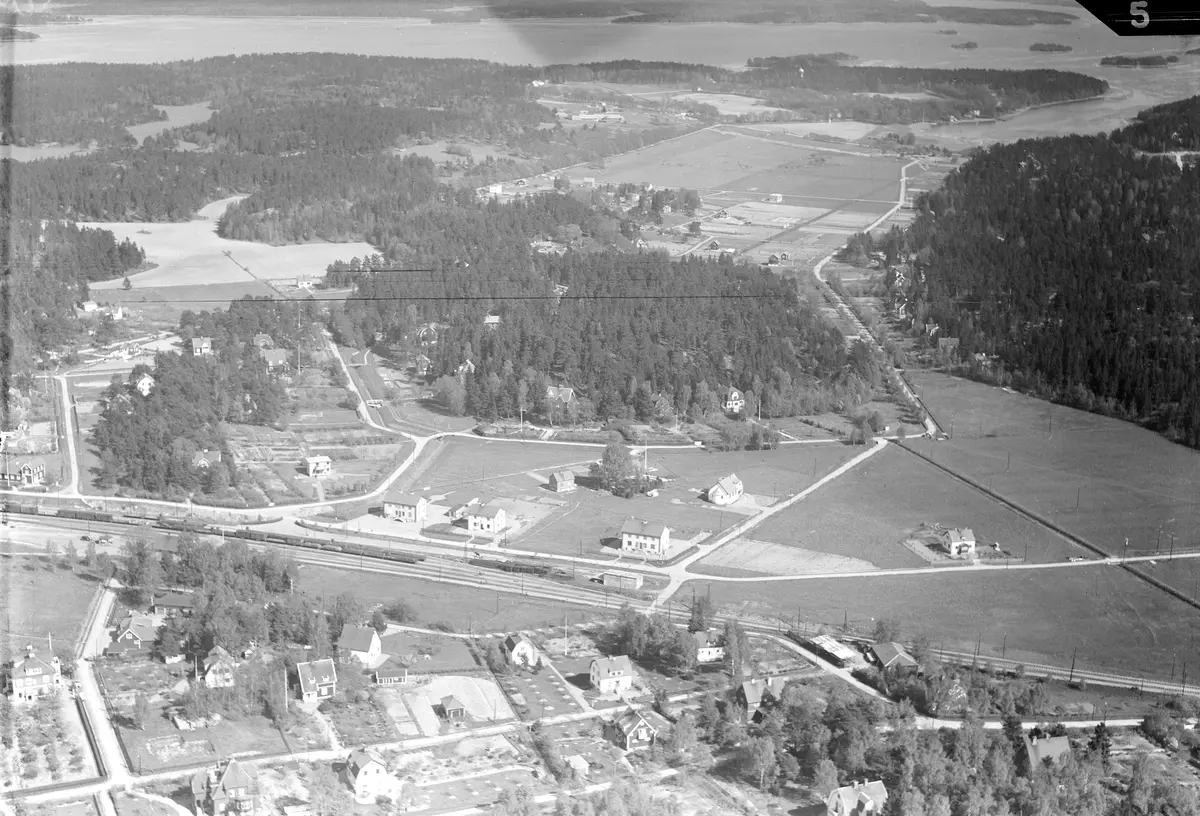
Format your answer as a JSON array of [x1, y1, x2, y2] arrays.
[[3, 0, 1200, 814]]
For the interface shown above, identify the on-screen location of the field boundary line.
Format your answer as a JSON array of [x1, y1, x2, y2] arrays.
[[891, 440, 1200, 617]]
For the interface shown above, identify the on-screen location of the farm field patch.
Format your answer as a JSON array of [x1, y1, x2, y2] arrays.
[[0, 559, 100, 662], [747, 121, 890, 142], [396, 436, 602, 495], [669, 92, 791, 116], [295, 565, 611, 632], [90, 196, 376, 290], [693, 539, 879, 577], [748, 444, 1087, 569], [905, 370, 1200, 576], [682, 563, 1200, 680]]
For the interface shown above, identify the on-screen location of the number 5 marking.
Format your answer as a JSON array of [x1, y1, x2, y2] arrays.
[[1130, 1, 1150, 28]]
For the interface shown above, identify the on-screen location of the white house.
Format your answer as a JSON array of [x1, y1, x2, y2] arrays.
[[589, 655, 635, 695], [940, 527, 976, 557], [7, 644, 62, 703], [619, 519, 670, 557], [191, 337, 213, 357], [343, 748, 389, 804], [303, 455, 332, 477], [338, 624, 382, 665], [296, 658, 337, 701], [466, 503, 506, 534], [827, 781, 888, 816], [382, 493, 428, 526], [547, 470, 576, 493], [723, 387, 745, 414], [692, 631, 725, 664], [501, 634, 540, 668], [135, 373, 155, 396], [203, 646, 238, 690], [707, 473, 743, 506]]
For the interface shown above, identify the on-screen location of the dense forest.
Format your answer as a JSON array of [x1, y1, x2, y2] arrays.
[[89, 298, 318, 498], [1100, 55, 1178, 67], [550, 56, 1109, 123], [905, 95, 1200, 447]]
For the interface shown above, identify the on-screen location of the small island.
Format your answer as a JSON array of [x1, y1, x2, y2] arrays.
[[0, 26, 38, 40], [937, 29, 958, 35], [1030, 42, 1072, 53], [951, 41, 979, 50], [1101, 55, 1178, 67]]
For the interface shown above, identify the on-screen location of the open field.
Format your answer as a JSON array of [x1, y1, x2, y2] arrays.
[[295, 565, 613, 632], [694, 539, 880, 577], [0, 558, 101, 661], [746, 121, 890, 142], [743, 444, 1084, 570], [669, 92, 791, 116], [398, 437, 601, 494], [680, 563, 1200, 680], [90, 197, 376, 290], [905, 370, 1200, 584]]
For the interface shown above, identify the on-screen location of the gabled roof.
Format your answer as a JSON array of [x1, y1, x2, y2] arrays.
[[713, 474, 742, 495], [440, 694, 466, 711], [944, 527, 975, 542], [297, 658, 337, 693], [549, 469, 575, 483], [118, 614, 157, 644], [546, 385, 576, 402], [692, 630, 721, 649], [262, 348, 289, 367], [375, 663, 409, 679], [339, 624, 380, 653], [740, 677, 788, 709], [214, 759, 256, 796], [346, 747, 385, 778], [613, 707, 655, 737], [304, 455, 332, 465], [620, 519, 667, 538], [206, 645, 234, 664], [383, 492, 426, 507], [503, 633, 534, 653], [828, 781, 888, 814], [871, 642, 917, 669], [591, 655, 634, 676], [11, 648, 57, 678], [1025, 735, 1072, 766], [469, 503, 504, 519]]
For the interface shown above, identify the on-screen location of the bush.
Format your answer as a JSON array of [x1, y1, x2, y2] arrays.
[[428, 620, 457, 633]]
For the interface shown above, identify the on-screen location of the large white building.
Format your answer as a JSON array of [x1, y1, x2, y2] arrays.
[[589, 655, 635, 695], [619, 519, 670, 557]]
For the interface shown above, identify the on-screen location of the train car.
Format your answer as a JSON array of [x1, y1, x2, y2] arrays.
[[501, 561, 552, 577]]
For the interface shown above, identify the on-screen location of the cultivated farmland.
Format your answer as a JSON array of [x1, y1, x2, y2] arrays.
[[680, 562, 1200, 680]]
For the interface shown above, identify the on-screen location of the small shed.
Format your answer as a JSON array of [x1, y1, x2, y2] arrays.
[[438, 695, 467, 721]]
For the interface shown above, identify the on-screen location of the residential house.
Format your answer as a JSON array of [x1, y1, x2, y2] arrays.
[[192, 450, 221, 470], [295, 277, 315, 291], [1025, 734, 1072, 769], [374, 663, 410, 686], [483, 314, 501, 330], [707, 240, 720, 250], [826, 780, 889, 816], [870, 642, 917, 673], [545, 385, 576, 407], [296, 658, 338, 701], [106, 613, 157, 657], [589, 655, 635, 695], [413, 354, 432, 378], [7, 644, 63, 703], [736, 677, 789, 721], [343, 748, 389, 804], [619, 519, 670, 558], [190, 337, 213, 357], [707, 474, 744, 506], [151, 591, 195, 617], [0, 457, 46, 486], [79, 301, 100, 313], [939, 528, 976, 557], [767, 193, 783, 203], [500, 634, 540, 668], [547, 470, 576, 493], [261, 348, 289, 371], [338, 624, 382, 665], [203, 646, 238, 689], [303, 455, 332, 478], [466, 503, 506, 534], [191, 759, 260, 816], [693, 631, 725, 664], [722, 387, 745, 414], [382, 493, 428, 526], [251, 334, 274, 350], [438, 695, 467, 721], [605, 708, 658, 752], [455, 359, 476, 380], [448, 496, 479, 521], [599, 570, 643, 590], [135, 373, 156, 396]]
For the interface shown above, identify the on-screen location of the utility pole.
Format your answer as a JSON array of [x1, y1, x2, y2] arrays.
[[1006, 451, 1010, 472], [1068, 645, 1077, 684], [1001, 633, 1007, 660], [1076, 486, 1080, 510]]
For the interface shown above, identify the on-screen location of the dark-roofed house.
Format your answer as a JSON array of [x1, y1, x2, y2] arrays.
[[191, 758, 260, 816], [338, 624, 382, 665], [438, 695, 467, 721], [707, 474, 743, 506], [547, 470, 576, 493], [736, 677, 789, 721], [466, 503, 506, 534], [106, 613, 157, 656], [1, 457, 46, 486], [501, 634, 540, 668], [826, 780, 888, 816], [261, 348, 290, 371], [1025, 734, 1072, 769], [152, 591, 195, 617], [589, 655, 635, 695], [870, 642, 917, 673], [7, 644, 62, 703], [203, 646, 238, 690], [296, 658, 337, 701], [605, 708, 658, 752], [343, 748, 388, 804], [374, 663, 410, 686], [382, 493, 428, 526], [619, 519, 670, 557]]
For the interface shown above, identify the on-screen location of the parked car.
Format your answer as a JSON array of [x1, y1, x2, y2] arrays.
[[80, 535, 92, 542]]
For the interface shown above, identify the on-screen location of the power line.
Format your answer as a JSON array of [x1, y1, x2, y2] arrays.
[[122, 293, 784, 305]]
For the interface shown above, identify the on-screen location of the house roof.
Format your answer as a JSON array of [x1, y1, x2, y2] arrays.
[[713, 474, 741, 495], [152, 591, 195, 610], [469, 503, 504, 519], [206, 645, 234, 664], [591, 655, 634, 676], [375, 663, 409, 679], [614, 707, 655, 737], [828, 781, 888, 814], [262, 349, 289, 366], [304, 455, 331, 465], [297, 658, 337, 693], [339, 624, 380, 653], [549, 469, 575, 483], [1026, 735, 1072, 766], [546, 386, 576, 402], [725, 386, 742, 398], [740, 677, 788, 708], [252, 333, 273, 346], [118, 614, 157, 644], [11, 648, 57, 679], [692, 631, 721, 649], [871, 642, 917, 669], [383, 492, 426, 508], [620, 519, 667, 538], [943, 527, 975, 543], [214, 759, 257, 797], [346, 748, 384, 778], [440, 695, 466, 711]]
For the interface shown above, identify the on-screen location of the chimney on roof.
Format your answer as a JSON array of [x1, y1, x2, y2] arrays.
[[26, 644, 35, 658]]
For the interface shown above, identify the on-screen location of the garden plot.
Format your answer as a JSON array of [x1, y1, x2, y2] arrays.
[[412, 676, 515, 725], [724, 201, 829, 226], [3, 697, 98, 789], [374, 687, 423, 737]]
